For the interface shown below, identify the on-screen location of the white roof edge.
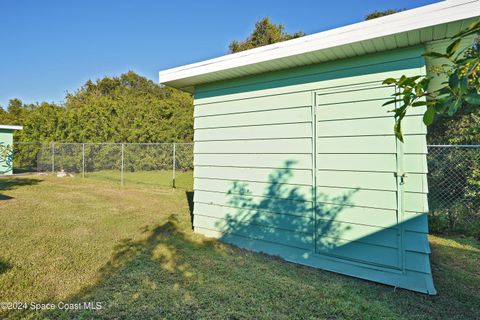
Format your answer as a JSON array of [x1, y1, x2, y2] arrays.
[[159, 0, 480, 86], [0, 125, 23, 130]]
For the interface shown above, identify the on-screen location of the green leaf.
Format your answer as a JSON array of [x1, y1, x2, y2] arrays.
[[447, 98, 461, 116], [394, 105, 407, 118], [382, 78, 397, 85], [423, 106, 435, 125], [419, 77, 430, 91], [398, 75, 408, 86], [415, 85, 423, 96], [448, 73, 459, 88], [458, 76, 468, 93], [446, 38, 462, 57], [464, 93, 480, 105], [453, 20, 480, 38], [394, 121, 404, 142], [382, 99, 401, 106], [410, 75, 422, 82], [412, 101, 427, 107], [423, 51, 448, 58]]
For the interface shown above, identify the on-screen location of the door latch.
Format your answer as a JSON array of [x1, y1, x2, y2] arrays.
[[395, 172, 408, 185]]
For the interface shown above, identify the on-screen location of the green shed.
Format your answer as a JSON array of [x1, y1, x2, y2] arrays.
[[159, 1, 480, 294], [0, 125, 23, 175]]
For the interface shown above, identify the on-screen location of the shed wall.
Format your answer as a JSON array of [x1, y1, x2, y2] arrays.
[[192, 46, 435, 294], [0, 129, 14, 175]]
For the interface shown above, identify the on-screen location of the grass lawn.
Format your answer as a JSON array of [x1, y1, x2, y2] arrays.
[[86, 169, 193, 189], [0, 175, 478, 319]]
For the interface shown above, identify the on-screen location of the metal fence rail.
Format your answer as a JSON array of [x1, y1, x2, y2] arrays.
[[9, 142, 480, 237]]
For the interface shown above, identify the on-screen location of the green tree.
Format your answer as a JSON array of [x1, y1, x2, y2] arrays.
[[229, 17, 304, 53], [427, 106, 480, 144], [64, 71, 193, 143], [365, 9, 404, 20], [0, 71, 194, 143]]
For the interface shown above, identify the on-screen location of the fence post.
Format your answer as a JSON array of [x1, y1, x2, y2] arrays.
[[51, 142, 55, 173], [121, 143, 124, 186], [173, 142, 176, 189], [82, 143, 85, 178]]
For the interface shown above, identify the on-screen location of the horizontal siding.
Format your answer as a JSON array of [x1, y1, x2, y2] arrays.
[[194, 190, 314, 216], [316, 221, 399, 248], [317, 153, 427, 173], [317, 186, 397, 210], [317, 202, 397, 228], [316, 135, 427, 154], [195, 138, 311, 154], [195, 122, 312, 141], [193, 202, 314, 234], [405, 251, 432, 273], [194, 178, 313, 201], [316, 86, 394, 105], [403, 212, 428, 233], [317, 170, 427, 193], [193, 201, 313, 220], [404, 154, 428, 174], [316, 237, 400, 269], [405, 231, 430, 253], [194, 166, 312, 185], [405, 192, 429, 213], [317, 115, 426, 137], [316, 98, 425, 120], [194, 106, 311, 129], [317, 188, 428, 222], [193, 215, 313, 250], [194, 91, 311, 115], [194, 153, 312, 170]]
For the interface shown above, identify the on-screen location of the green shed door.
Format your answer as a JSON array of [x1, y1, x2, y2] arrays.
[[314, 82, 405, 271]]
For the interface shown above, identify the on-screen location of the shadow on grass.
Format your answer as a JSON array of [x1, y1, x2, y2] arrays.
[[0, 259, 11, 275], [0, 177, 41, 201], [4, 215, 479, 319]]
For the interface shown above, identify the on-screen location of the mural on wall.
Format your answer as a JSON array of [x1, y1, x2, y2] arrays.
[[0, 143, 13, 175]]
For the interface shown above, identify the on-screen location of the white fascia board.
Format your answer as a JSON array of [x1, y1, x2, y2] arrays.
[[0, 125, 23, 130], [159, 0, 480, 87]]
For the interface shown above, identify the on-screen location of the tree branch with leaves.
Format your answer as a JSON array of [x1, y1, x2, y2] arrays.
[[382, 20, 480, 142]]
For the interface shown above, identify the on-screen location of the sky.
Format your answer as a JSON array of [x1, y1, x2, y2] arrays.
[[0, 0, 441, 108]]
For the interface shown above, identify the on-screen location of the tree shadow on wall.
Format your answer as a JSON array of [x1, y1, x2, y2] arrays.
[[212, 160, 435, 286], [214, 160, 356, 255]]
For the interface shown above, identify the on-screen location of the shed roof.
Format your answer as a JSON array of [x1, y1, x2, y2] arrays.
[[159, 0, 480, 92], [0, 125, 23, 130]]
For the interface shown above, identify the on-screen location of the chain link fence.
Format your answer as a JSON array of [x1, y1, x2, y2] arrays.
[[427, 145, 480, 238], [12, 142, 194, 189], [8, 142, 480, 237]]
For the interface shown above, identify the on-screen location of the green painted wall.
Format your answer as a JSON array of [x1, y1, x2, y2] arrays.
[[0, 129, 14, 175], [192, 46, 436, 294]]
